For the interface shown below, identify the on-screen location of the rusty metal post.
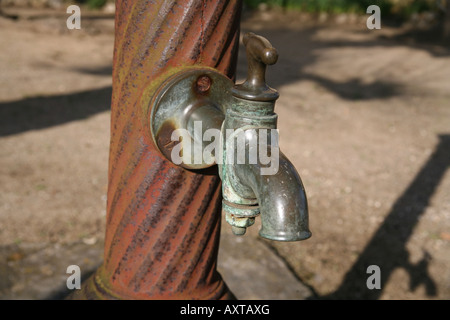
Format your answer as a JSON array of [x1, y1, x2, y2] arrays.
[[72, 0, 242, 300]]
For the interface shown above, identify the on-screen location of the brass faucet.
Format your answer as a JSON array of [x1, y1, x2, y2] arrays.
[[150, 32, 311, 242]]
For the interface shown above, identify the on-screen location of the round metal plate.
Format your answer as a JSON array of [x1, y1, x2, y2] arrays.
[[150, 68, 233, 169]]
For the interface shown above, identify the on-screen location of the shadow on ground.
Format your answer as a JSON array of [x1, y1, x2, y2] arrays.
[[320, 134, 450, 299], [0, 86, 111, 137]]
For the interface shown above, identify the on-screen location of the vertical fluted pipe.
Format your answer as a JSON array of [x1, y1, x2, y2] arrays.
[[73, 0, 242, 300]]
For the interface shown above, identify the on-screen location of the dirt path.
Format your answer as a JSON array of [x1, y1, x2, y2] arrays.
[[0, 8, 449, 299]]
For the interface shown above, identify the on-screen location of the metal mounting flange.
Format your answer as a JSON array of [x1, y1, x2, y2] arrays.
[[150, 67, 233, 169]]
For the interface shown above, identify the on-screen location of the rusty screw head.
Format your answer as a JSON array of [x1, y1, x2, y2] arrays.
[[196, 75, 212, 94]]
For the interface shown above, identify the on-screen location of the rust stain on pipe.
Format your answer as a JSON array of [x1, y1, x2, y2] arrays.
[[71, 0, 242, 300]]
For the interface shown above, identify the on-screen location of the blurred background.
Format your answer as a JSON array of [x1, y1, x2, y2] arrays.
[[0, 0, 449, 300]]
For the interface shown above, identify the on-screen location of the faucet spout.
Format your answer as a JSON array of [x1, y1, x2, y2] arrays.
[[219, 32, 311, 242], [234, 150, 311, 241]]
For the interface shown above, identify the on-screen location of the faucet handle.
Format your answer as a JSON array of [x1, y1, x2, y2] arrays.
[[232, 32, 279, 102]]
